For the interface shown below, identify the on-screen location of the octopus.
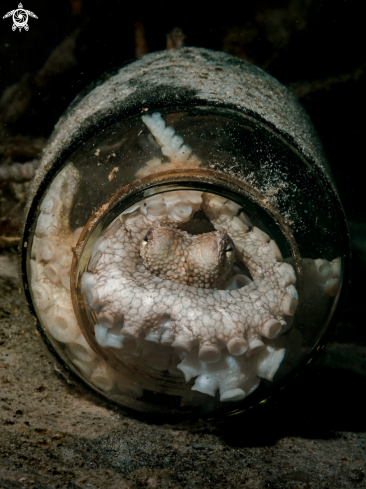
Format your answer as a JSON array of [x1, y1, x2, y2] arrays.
[[29, 112, 342, 404], [82, 189, 298, 384]]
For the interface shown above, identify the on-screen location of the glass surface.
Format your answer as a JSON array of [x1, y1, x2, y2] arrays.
[[26, 108, 343, 415]]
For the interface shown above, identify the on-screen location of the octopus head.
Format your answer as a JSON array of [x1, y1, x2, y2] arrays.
[[140, 224, 235, 288]]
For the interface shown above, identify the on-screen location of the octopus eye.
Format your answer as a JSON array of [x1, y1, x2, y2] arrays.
[[225, 246, 233, 253], [143, 235, 148, 243]]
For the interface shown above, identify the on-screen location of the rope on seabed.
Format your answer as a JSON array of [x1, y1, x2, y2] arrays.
[[0, 159, 39, 183], [0, 160, 40, 247]]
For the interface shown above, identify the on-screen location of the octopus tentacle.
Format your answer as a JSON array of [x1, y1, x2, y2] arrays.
[[85, 189, 297, 370]]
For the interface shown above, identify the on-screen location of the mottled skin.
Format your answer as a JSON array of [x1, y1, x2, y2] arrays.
[[82, 192, 298, 363], [140, 224, 235, 289]]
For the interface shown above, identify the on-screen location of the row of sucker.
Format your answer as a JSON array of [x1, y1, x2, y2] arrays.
[[136, 112, 201, 177], [30, 166, 144, 400]]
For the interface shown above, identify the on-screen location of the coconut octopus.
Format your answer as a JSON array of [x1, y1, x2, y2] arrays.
[[77, 113, 300, 403], [81, 184, 298, 402], [29, 112, 343, 404]]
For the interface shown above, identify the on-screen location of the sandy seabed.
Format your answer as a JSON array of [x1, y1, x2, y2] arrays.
[[1, 251, 366, 489]]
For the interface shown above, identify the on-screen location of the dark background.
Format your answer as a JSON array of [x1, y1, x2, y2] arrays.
[[1, 0, 366, 232], [1, 2, 366, 487]]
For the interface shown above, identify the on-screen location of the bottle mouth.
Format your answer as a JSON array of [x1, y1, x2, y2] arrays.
[[68, 169, 303, 410]]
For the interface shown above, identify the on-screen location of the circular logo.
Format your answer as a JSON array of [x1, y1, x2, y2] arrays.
[[12, 8, 28, 28]]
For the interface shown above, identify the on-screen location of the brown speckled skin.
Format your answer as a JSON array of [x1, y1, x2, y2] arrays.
[[140, 224, 235, 289]]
